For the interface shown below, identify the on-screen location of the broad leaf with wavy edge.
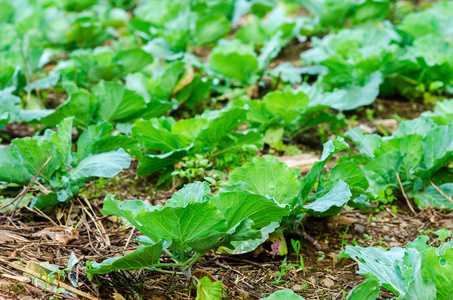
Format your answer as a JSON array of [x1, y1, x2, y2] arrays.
[[0, 147, 30, 184], [260, 290, 305, 300], [324, 162, 369, 191], [347, 278, 380, 300], [340, 245, 407, 295], [12, 137, 62, 182], [345, 127, 381, 158], [413, 183, 453, 209], [102, 194, 157, 230], [87, 241, 167, 275], [93, 81, 147, 122], [211, 189, 289, 229], [194, 107, 247, 153], [69, 148, 131, 181], [303, 180, 352, 216], [41, 92, 95, 128], [299, 137, 349, 203], [132, 119, 186, 152], [208, 40, 258, 82], [219, 222, 280, 255], [363, 151, 403, 194], [167, 181, 210, 208], [75, 121, 113, 163], [374, 134, 423, 182], [228, 155, 299, 205], [416, 124, 453, 179], [133, 202, 227, 250], [137, 144, 193, 176], [341, 236, 445, 299], [195, 276, 222, 300], [422, 248, 453, 300], [50, 117, 74, 168]]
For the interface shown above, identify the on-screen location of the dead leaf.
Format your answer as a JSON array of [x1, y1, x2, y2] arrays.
[[25, 261, 60, 277], [292, 284, 304, 292], [172, 66, 194, 95], [0, 231, 30, 243], [278, 154, 319, 173], [375, 210, 390, 220], [354, 224, 365, 233], [233, 287, 249, 299], [389, 241, 403, 247], [322, 278, 335, 288], [16, 296, 35, 300], [329, 216, 360, 226], [32, 226, 79, 245], [372, 119, 398, 134], [112, 293, 126, 300], [440, 220, 453, 230], [106, 216, 118, 223]]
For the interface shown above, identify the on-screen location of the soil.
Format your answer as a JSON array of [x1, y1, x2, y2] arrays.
[[0, 196, 448, 300]]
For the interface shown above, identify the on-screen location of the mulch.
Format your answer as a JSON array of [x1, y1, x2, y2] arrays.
[[0, 195, 449, 300]]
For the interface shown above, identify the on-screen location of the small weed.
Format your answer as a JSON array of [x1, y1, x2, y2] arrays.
[[365, 108, 375, 121], [363, 234, 373, 241], [291, 239, 306, 275], [317, 252, 325, 261], [290, 239, 301, 263], [341, 226, 349, 248], [0, 282, 26, 295], [273, 257, 298, 285], [172, 155, 213, 182], [375, 187, 396, 212]]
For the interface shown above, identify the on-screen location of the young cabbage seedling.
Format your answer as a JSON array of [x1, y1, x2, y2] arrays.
[[86, 181, 289, 284]]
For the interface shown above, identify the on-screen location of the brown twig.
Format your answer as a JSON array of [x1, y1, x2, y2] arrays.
[[80, 196, 110, 246], [76, 197, 110, 247], [430, 181, 453, 204], [396, 173, 416, 215], [124, 227, 135, 249], [11, 154, 53, 217], [34, 180, 51, 194], [385, 206, 399, 219], [26, 206, 58, 226], [1, 150, 52, 216], [80, 210, 103, 257], [0, 186, 28, 210]]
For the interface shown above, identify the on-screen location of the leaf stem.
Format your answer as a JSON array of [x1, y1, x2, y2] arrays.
[[211, 147, 233, 158], [149, 268, 184, 275], [152, 263, 184, 268], [182, 252, 205, 271], [163, 249, 177, 260], [179, 245, 186, 264]]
